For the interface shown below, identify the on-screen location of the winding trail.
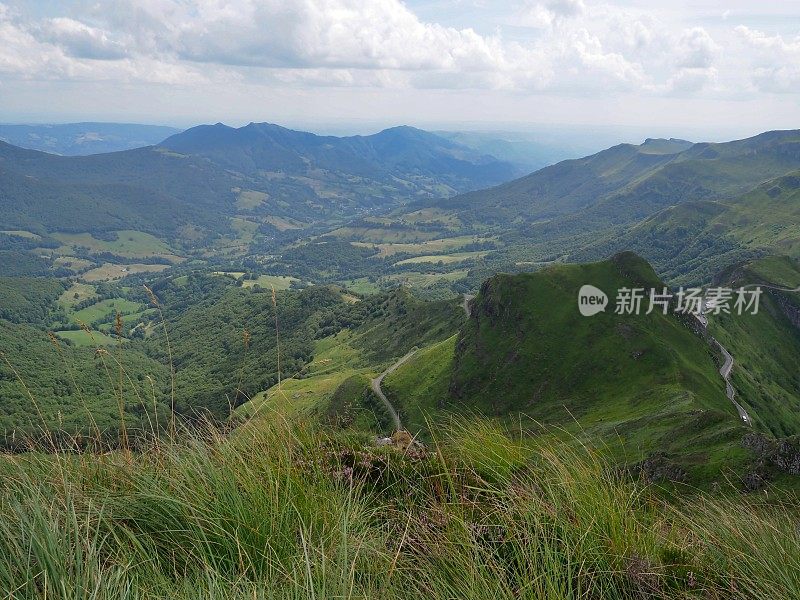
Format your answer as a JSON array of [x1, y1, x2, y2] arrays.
[[695, 307, 751, 425], [371, 294, 475, 433], [714, 340, 751, 425], [370, 350, 417, 432]]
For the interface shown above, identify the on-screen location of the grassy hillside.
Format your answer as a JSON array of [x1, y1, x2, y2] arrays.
[[0, 320, 170, 444], [359, 130, 800, 292], [383, 254, 757, 483], [709, 256, 800, 437], [0, 418, 797, 599], [576, 172, 800, 285]]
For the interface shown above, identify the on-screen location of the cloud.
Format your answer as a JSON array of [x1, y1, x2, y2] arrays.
[[0, 0, 796, 103], [36, 17, 128, 60], [735, 26, 800, 93], [675, 27, 719, 69]]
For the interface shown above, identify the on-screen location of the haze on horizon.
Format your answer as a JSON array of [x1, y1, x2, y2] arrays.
[[0, 0, 798, 141]]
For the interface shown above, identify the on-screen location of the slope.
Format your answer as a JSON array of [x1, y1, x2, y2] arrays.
[[384, 253, 756, 482], [708, 256, 800, 437], [159, 122, 519, 197]]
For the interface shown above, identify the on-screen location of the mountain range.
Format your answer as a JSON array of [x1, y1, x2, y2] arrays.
[[0, 122, 182, 156], [0, 123, 520, 252], [369, 129, 800, 285]]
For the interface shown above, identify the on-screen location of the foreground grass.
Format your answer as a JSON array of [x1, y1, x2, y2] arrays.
[[0, 417, 797, 599]]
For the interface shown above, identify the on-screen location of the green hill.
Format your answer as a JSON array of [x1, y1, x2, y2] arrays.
[[369, 130, 800, 290], [383, 254, 757, 482], [574, 172, 800, 285], [708, 256, 800, 437]]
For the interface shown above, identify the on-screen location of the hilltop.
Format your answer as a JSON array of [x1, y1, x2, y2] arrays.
[[369, 253, 800, 485]]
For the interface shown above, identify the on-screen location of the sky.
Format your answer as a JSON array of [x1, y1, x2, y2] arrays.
[[0, 0, 798, 140]]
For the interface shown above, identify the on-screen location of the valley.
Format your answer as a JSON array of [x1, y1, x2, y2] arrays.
[[1, 120, 800, 598]]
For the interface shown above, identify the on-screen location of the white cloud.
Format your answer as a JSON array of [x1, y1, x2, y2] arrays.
[[0, 0, 796, 105], [735, 26, 800, 93], [36, 17, 129, 60]]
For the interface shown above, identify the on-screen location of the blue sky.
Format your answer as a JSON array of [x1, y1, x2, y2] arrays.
[[0, 1, 797, 139]]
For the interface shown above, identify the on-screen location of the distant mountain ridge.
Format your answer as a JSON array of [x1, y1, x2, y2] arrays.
[[0, 122, 521, 251], [159, 122, 520, 191], [380, 129, 800, 285], [0, 122, 181, 156]]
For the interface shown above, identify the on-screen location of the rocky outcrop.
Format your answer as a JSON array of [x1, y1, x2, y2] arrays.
[[741, 432, 800, 490]]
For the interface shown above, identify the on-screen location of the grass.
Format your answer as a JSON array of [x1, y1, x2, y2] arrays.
[[241, 275, 299, 290], [235, 189, 268, 210], [353, 235, 495, 258], [383, 335, 457, 433], [237, 330, 367, 420], [58, 283, 96, 310], [0, 416, 797, 599], [70, 298, 144, 325], [343, 278, 381, 295], [394, 251, 489, 265], [53, 329, 118, 347], [81, 263, 171, 282], [0, 230, 41, 239], [53, 230, 174, 258]]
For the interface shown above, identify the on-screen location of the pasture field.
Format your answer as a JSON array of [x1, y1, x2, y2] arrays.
[[353, 235, 496, 257], [241, 275, 299, 290], [343, 278, 381, 295], [71, 298, 144, 325], [328, 226, 441, 243], [384, 270, 468, 287], [54, 329, 118, 347], [58, 283, 96, 309], [53, 256, 94, 273], [263, 215, 303, 230], [235, 189, 268, 210], [0, 230, 41, 239], [53, 230, 176, 258], [394, 250, 489, 265], [81, 263, 170, 282]]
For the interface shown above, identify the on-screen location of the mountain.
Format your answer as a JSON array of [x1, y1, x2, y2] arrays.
[[709, 256, 800, 438], [159, 122, 520, 196], [0, 140, 242, 242], [379, 253, 767, 483], [364, 129, 800, 287], [574, 171, 800, 285], [0, 122, 181, 155], [0, 123, 520, 259]]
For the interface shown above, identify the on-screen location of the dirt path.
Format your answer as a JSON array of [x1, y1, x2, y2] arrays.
[[370, 350, 417, 431], [714, 339, 751, 425]]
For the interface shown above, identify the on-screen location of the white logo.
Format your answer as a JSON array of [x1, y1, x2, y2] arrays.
[[578, 285, 608, 317]]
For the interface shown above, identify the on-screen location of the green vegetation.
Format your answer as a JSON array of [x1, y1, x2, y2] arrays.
[[53, 329, 119, 347], [0, 320, 169, 442], [240, 274, 299, 290], [70, 298, 143, 327], [0, 418, 797, 598], [710, 256, 800, 437], [383, 335, 457, 432], [382, 254, 757, 484], [53, 230, 174, 258], [0, 277, 64, 324]]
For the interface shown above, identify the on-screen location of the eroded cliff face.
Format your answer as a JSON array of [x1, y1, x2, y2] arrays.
[[773, 292, 800, 331]]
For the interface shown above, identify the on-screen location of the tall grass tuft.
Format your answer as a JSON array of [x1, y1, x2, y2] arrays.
[[144, 284, 176, 437], [0, 414, 796, 598]]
